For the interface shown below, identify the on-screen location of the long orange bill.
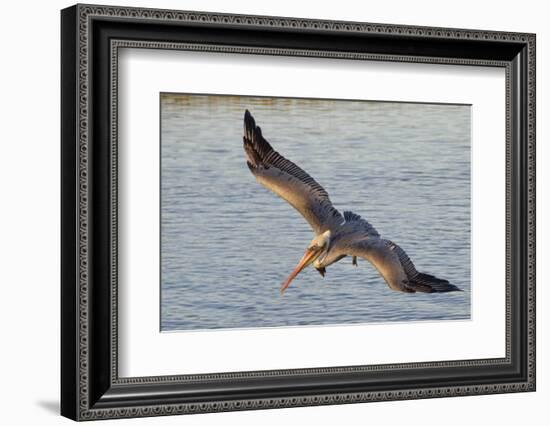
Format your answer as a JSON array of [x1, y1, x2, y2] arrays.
[[280, 247, 321, 294]]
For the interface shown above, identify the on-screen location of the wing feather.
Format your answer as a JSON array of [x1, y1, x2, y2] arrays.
[[342, 237, 460, 293], [342, 211, 380, 238], [243, 110, 343, 234]]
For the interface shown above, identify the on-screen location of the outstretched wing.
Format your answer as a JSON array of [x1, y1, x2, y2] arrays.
[[243, 110, 343, 235], [342, 235, 460, 293]]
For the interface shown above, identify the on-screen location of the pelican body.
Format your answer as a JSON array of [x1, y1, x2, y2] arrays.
[[243, 110, 461, 294]]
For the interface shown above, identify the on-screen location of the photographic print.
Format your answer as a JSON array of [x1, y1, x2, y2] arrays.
[[160, 94, 471, 331]]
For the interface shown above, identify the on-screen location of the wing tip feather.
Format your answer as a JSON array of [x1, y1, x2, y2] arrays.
[[244, 109, 256, 141]]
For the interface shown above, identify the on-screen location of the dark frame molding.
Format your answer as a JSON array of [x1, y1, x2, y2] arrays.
[[61, 4, 536, 421]]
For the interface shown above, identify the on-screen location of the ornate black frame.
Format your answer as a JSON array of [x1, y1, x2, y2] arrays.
[[61, 3, 536, 421]]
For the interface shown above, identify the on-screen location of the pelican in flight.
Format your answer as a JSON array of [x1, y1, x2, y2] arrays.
[[243, 110, 461, 295]]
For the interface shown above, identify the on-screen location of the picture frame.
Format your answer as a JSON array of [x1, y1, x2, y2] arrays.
[[60, 3, 536, 421]]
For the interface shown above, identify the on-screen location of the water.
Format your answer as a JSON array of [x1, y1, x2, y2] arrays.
[[160, 94, 471, 331]]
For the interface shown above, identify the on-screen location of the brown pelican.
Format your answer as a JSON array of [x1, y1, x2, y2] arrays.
[[243, 110, 461, 295]]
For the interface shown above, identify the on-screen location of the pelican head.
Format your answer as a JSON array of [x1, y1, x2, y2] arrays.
[[280, 230, 331, 294]]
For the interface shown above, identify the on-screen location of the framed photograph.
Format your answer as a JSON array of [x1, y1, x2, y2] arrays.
[[61, 4, 536, 421]]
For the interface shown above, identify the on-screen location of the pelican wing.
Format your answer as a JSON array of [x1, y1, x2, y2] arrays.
[[243, 110, 343, 235], [342, 235, 460, 293]]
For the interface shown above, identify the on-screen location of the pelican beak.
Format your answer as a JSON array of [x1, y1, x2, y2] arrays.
[[280, 246, 322, 294]]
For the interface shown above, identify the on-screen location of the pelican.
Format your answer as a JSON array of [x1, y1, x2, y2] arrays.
[[243, 110, 461, 295]]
